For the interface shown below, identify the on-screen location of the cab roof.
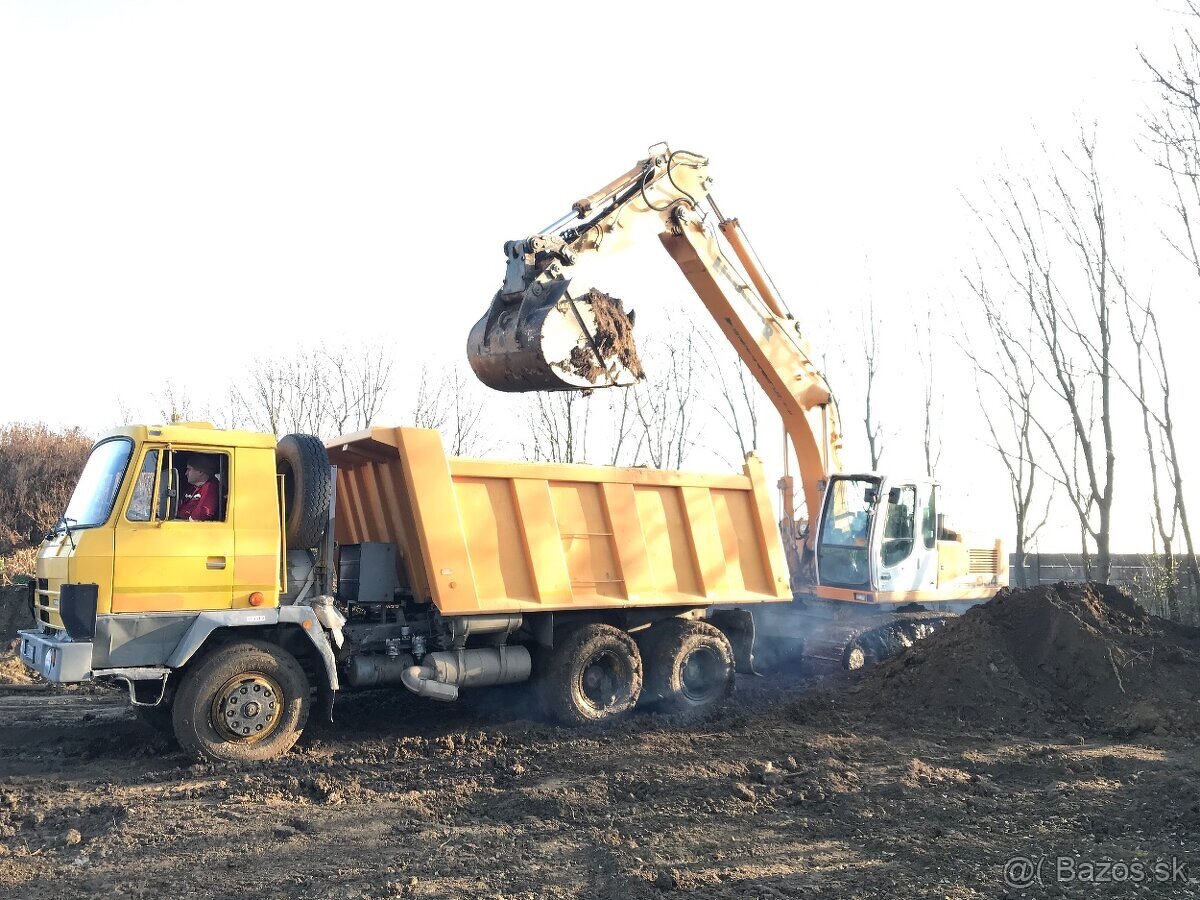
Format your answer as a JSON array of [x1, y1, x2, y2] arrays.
[[100, 423, 278, 450]]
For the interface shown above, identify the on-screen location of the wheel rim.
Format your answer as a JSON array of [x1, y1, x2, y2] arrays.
[[211, 671, 283, 743], [578, 650, 625, 712], [679, 646, 723, 702]]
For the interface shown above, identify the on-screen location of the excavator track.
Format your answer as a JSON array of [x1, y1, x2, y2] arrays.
[[756, 604, 959, 674], [839, 613, 952, 670]]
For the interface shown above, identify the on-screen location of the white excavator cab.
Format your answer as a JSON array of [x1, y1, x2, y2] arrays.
[[815, 475, 941, 596]]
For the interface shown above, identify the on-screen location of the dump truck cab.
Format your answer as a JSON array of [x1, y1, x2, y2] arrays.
[[19, 424, 346, 762], [30, 423, 282, 638]]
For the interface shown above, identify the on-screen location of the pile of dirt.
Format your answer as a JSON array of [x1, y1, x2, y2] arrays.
[[855, 581, 1200, 736], [567, 289, 645, 383]]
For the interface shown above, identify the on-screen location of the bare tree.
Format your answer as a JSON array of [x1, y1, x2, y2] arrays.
[[521, 391, 592, 464], [410, 364, 487, 457], [694, 328, 760, 467], [1111, 284, 1200, 616], [233, 355, 326, 436], [1125, 296, 1181, 618], [1143, 12, 1200, 295], [967, 133, 1119, 582], [960, 271, 1053, 587], [1139, 28, 1200, 602], [155, 380, 194, 425], [604, 386, 641, 466], [628, 327, 699, 470], [912, 308, 942, 478], [232, 342, 394, 439], [326, 344, 394, 434], [861, 295, 884, 470]]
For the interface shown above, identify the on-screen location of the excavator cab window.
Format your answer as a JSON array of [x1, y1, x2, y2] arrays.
[[881, 485, 916, 567], [922, 487, 937, 550], [816, 476, 877, 589]]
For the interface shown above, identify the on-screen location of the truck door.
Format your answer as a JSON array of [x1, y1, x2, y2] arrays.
[[112, 446, 235, 612], [874, 483, 925, 594]]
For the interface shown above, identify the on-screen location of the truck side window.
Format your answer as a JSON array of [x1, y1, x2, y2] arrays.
[[175, 451, 229, 522], [126, 450, 160, 522]]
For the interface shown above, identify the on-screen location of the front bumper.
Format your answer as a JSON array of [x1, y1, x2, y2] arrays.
[[17, 629, 92, 683]]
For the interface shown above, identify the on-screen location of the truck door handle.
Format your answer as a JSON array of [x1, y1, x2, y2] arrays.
[[206, 557, 227, 570]]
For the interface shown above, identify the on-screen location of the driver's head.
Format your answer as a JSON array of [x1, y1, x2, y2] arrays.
[[185, 454, 218, 485]]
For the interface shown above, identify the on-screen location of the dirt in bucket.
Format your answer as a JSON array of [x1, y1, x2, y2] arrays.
[[565, 289, 645, 384]]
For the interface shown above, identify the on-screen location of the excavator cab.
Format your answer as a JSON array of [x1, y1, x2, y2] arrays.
[[813, 474, 944, 597]]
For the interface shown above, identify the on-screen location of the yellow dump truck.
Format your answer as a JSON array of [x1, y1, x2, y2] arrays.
[[19, 421, 790, 761]]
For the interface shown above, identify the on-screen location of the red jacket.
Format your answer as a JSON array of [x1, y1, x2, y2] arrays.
[[178, 478, 219, 521]]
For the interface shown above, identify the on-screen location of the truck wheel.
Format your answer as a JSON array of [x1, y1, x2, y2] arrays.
[[172, 641, 310, 762], [541, 624, 642, 726], [276, 433, 331, 550], [642, 619, 735, 715]]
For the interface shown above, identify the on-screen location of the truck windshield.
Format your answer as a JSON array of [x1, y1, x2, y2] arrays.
[[63, 438, 134, 529], [816, 476, 878, 589]]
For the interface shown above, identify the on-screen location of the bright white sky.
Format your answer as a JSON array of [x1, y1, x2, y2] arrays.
[[1, 1, 1196, 554]]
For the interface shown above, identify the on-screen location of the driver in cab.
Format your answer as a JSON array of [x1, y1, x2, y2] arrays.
[[831, 509, 869, 547], [177, 454, 219, 521]]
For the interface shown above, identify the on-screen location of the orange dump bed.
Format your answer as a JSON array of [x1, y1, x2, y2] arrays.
[[326, 427, 791, 616]]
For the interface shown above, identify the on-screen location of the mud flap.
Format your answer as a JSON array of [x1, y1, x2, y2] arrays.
[[317, 680, 336, 725], [709, 608, 759, 676]]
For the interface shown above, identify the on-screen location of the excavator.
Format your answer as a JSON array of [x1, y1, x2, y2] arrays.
[[466, 144, 1005, 670]]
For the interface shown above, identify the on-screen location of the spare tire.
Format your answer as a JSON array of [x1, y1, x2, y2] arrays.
[[276, 433, 331, 549]]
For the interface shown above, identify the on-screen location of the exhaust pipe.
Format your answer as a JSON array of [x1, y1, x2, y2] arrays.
[[401, 646, 532, 703], [400, 665, 460, 701]]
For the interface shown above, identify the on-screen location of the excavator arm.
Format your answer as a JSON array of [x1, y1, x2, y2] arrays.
[[466, 145, 843, 554]]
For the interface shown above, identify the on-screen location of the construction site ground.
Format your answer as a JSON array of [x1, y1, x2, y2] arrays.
[[0, 583, 1197, 899]]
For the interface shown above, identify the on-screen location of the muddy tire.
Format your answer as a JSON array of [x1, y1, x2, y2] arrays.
[[540, 623, 642, 726], [172, 641, 310, 762], [642, 619, 735, 715], [276, 433, 331, 550]]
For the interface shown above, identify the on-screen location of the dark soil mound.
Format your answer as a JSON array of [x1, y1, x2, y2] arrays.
[[855, 582, 1200, 736]]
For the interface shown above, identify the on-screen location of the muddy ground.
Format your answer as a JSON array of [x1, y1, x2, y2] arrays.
[[1, 584, 1198, 899]]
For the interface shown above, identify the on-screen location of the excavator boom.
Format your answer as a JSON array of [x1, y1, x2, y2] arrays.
[[466, 144, 1005, 619], [466, 147, 842, 547]]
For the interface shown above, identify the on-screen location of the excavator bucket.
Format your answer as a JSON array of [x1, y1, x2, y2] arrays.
[[466, 283, 645, 393]]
